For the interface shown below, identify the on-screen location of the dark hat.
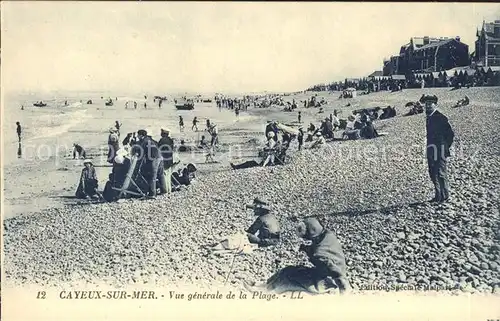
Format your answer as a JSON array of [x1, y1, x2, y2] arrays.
[[420, 95, 438, 103], [246, 197, 271, 212], [137, 129, 147, 136], [186, 163, 197, 173]]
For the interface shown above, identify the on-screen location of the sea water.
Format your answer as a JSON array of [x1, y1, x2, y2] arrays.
[[2, 90, 248, 167]]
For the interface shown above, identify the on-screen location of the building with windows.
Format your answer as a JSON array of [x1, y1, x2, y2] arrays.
[[383, 56, 401, 76], [396, 36, 469, 75], [474, 20, 500, 67]]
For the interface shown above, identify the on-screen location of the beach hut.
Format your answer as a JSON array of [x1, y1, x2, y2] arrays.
[[414, 73, 429, 80]]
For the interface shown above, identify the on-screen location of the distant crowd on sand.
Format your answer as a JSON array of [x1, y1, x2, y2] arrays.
[[18, 89, 455, 295], [307, 68, 500, 94]]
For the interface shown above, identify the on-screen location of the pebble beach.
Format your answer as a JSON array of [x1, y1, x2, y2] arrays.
[[3, 87, 500, 294]]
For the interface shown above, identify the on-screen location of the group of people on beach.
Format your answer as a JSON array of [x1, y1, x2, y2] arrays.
[[208, 196, 350, 295], [70, 91, 455, 295], [74, 115, 224, 200], [76, 127, 195, 201], [228, 93, 454, 295], [229, 102, 389, 172]]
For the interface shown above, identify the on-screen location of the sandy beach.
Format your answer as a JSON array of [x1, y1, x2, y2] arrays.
[[2, 94, 258, 218], [3, 87, 500, 293]]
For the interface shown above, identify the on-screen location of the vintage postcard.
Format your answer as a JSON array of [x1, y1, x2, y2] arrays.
[[1, 1, 500, 320]]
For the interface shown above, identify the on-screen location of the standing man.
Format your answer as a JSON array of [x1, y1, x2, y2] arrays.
[[133, 129, 167, 197], [423, 95, 454, 203], [16, 122, 22, 142], [297, 127, 304, 151], [158, 128, 174, 194], [192, 117, 199, 131]]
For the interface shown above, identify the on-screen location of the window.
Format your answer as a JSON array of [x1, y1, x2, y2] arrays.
[[488, 44, 500, 55]]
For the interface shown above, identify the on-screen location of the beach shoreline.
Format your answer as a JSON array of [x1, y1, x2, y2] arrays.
[[3, 86, 500, 293], [2, 87, 498, 219]]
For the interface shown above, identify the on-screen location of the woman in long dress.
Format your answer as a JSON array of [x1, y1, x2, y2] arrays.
[[75, 159, 99, 199]]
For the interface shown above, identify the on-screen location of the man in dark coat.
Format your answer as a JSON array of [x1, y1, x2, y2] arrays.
[[132, 129, 167, 197], [158, 128, 175, 194], [158, 128, 174, 169], [423, 95, 454, 203]]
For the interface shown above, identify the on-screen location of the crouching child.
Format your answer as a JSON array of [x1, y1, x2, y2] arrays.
[[246, 198, 281, 247]]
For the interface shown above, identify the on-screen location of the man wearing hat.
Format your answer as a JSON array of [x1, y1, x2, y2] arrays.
[[159, 127, 174, 169], [246, 198, 281, 247], [423, 94, 454, 203], [296, 217, 351, 293], [132, 129, 167, 197]]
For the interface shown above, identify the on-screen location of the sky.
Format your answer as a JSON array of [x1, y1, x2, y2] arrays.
[[2, 2, 500, 94]]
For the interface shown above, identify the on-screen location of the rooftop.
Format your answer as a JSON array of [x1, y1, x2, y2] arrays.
[[414, 38, 455, 51], [480, 20, 500, 40], [400, 36, 452, 52], [368, 71, 384, 77]]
